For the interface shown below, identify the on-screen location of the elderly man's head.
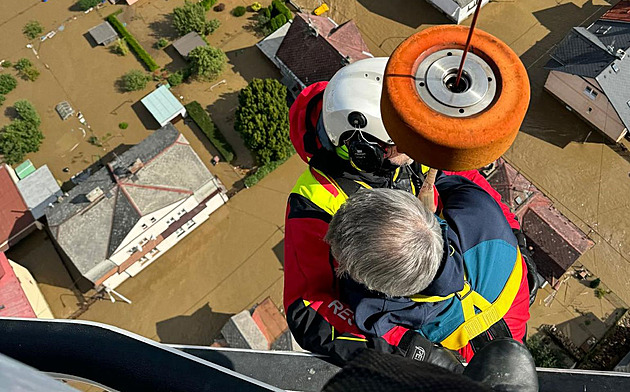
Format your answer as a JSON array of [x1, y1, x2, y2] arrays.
[[325, 189, 444, 297]]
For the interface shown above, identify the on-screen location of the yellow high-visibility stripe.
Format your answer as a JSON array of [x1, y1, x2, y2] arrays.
[[354, 181, 372, 189], [291, 169, 348, 215], [303, 300, 311, 307], [440, 249, 523, 350], [393, 167, 401, 182], [336, 336, 369, 342]]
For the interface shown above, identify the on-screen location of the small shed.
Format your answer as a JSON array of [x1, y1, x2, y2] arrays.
[[55, 101, 74, 121], [14, 160, 36, 180], [16, 165, 62, 220], [172, 32, 208, 58], [140, 85, 186, 127], [88, 21, 118, 46]]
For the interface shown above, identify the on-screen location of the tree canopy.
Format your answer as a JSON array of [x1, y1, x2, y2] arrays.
[[0, 74, 17, 95], [0, 100, 44, 164], [120, 70, 150, 92], [172, 1, 221, 36], [188, 46, 226, 81], [234, 79, 292, 165], [23, 21, 43, 40]]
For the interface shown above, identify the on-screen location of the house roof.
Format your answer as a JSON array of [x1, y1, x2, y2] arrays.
[[275, 13, 371, 86], [172, 31, 208, 58], [0, 252, 36, 318], [256, 22, 292, 68], [601, 0, 630, 23], [0, 165, 34, 249], [545, 27, 617, 78], [46, 124, 218, 284], [546, 23, 630, 131], [141, 85, 185, 126], [88, 21, 117, 45], [17, 165, 61, 212], [14, 160, 35, 180]]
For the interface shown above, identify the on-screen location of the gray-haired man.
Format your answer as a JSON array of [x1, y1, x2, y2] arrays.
[[325, 174, 531, 365]]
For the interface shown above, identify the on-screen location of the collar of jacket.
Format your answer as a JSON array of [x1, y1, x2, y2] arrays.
[[418, 219, 466, 297]]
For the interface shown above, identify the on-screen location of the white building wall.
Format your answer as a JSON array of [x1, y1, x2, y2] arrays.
[[102, 191, 227, 290], [425, 0, 490, 24]]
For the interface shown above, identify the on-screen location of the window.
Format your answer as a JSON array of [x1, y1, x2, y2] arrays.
[[166, 217, 176, 225], [583, 86, 598, 100], [627, 100, 630, 109], [186, 219, 196, 229], [612, 63, 620, 73], [141, 224, 148, 230], [588, 107, 593, 113], [149, 248, 160, 257], [175, 227, 185, 237], [139, 256, 150, 265], [177, 208, 186, 218], [150, 217, 157, 223], [139, 237, 149, 246]]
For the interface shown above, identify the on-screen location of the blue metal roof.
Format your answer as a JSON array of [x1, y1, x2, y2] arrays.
[[140, 85, 185, 126]]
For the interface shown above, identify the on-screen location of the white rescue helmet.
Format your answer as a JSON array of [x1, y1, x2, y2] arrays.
[[322, 57, 393, 147]]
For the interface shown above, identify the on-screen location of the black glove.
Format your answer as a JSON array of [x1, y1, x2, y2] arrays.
[[512, 229, 540, 306], [398, 331, 464, 374]]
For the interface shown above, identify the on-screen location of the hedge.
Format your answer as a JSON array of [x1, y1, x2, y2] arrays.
[[107, 12, 159, 71], [185, 101, 234, 162], [244, 154, 293, 188]]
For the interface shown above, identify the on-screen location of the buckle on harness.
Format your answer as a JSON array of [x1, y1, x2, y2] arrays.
[[455, 281, 473, 301]]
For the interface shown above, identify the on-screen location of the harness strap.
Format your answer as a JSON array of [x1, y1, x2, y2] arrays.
[[440, 248, 523, 350]]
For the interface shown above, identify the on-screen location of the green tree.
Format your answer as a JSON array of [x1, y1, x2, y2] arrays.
[[0, 100, 44, 164], [234, 79, 291, 165], [20, 66, 40, 81], [232, 6, 247, 17], [167, 70, 184, 86], [120, 70, 150, 92], [188, 46, 226, 81], [200, 0, 217, 11], [155, 38, 169, 49], [14, 58, 32, 71], [23, 21, 44, 40], [0, 95, 5, 107], [77, 0, 100, 11], [114, 38, 129, 56], [14, 100, 41, 127], [0, 74, 18, 94], [172, 1, 220, 36]]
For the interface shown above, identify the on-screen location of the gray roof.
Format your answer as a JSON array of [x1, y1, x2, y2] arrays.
[[172, 32, 207, 57], [545, 27, 617, 78], [88, 21, 118, 45], [453, 0, 476, 7], [16, 165, 62, 219], [546, 22, 630, 132], [46, 124, 218, 284]]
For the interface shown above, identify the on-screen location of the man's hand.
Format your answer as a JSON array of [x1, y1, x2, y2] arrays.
[[398, 331, 464, 374]]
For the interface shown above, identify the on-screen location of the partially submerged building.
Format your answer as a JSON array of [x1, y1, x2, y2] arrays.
[[257, 13, 372, 97], [0, 252, 54, 319], [483, 159, 594, 285], [16, 165, 62, 220], [87, 21, 118, 46], [46, 124, 228, 291], [425, 0, 490, 24], [0, 165, 36, 252], [141, 85, 187, 127], [544, 1, 630, 142], [172, 32, 207, 58]]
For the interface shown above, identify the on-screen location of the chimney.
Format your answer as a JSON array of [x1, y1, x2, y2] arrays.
[[86, 187, 104, 203]]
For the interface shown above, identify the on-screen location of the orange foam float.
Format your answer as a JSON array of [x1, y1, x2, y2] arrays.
[[381, 25, 530, 171]]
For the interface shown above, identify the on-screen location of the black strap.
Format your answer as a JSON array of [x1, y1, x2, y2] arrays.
[[469, 318, 513, 354]]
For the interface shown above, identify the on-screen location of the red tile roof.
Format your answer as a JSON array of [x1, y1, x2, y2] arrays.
[[0, 252, 36, 318], [601, 1, 630, 23], [0, 165, 34, 250], [276, 14, 371, 85]]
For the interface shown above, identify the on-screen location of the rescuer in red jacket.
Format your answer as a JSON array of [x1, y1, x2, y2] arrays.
[[283, 57, 535, 366]]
